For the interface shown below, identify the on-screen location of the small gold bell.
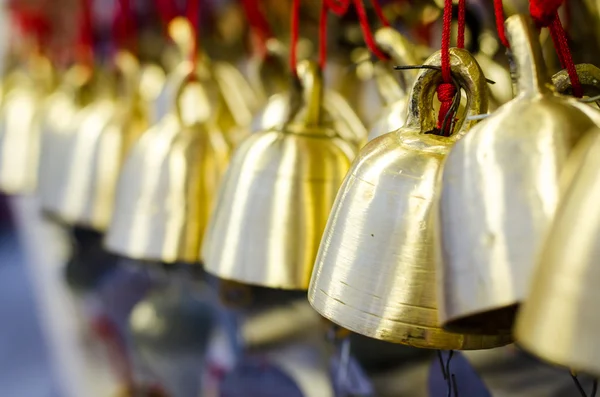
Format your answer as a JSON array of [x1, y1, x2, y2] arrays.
[[42, 52, 148, 230], [515, 129, 600, 377], [202, 60, 356, 289], [308, 48, 511, 349], [0, 56, 53, 194], [368, 27, 419, 141], [437, 15, 600, 335], [105, 63, 229, 263]]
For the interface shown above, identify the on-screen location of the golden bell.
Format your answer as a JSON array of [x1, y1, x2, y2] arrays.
[[308, 48, 511, 349], [437, 15, 600, 335], [514, 129, 600, 376], [105, 63, 229, 263], [368, 27, 420, 141], [41, 52, 148, 230], [202, 60, 356, 289], [0, 57, 53, 194]]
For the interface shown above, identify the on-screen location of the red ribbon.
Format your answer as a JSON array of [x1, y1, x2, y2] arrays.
[[241, 0, 273, 57]]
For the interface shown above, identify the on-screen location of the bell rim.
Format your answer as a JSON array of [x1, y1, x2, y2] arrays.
[[308, 289, 513, 350], [441, 303, 519, 336], [203, 265, 310, 291]]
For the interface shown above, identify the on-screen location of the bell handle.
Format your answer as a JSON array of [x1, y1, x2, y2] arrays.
[[168, 17, 196, 64], [552, 63, 600, 97], [114, 51, 141, 106], [374, 27, 420, 104], [295, 60, 324, 127], [505, 15, 550, 96], [404, 48, 488, 141], [172, 64, 212, 127]]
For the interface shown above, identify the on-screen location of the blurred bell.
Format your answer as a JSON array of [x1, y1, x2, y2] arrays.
[[308, 48, 510, 349], [42, 52, 148, 230], [0, 56, 53, 194], [437, 15, 600, 335], [105, 62, 229, 263], [515, 129, 600, 377], [368, 27, 420, 141], [202, 60, 356, 290]]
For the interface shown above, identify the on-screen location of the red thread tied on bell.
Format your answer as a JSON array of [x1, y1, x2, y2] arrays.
[[241, 0, 273, 58], [437, 0, 466, 136], [529, 0, 583, 98]]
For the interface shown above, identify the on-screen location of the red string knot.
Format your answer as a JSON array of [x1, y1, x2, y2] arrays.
[[437, 82, 457, 135], [530, 0, 564, 27]]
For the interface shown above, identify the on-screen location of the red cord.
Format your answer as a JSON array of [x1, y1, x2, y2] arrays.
[[529, 0, 583, 98], [187, 0, 200, 68], [493, 0, 509, 48], [370, 0, 390, 27], [93, 315, 134, 387], [290, 0, 301, 75], [318, 0, 351, 70], [241, 0, 273, 57], [457, 0, 466, 49], [437, 0, 457, 135], [353, 0, 389, 60], [113, 0, 137, 53], [155, 0, 180, 27], [78, 0, 94, 67]]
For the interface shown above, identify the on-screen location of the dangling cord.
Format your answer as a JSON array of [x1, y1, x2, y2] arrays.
[[437, 350, 459, 397], [437, 0, 466, 136], [187, 0, 201, 71], [529, 0, 583, 97], [113, 0, 137, 53], [289, 0, 301, 75], [241, 0, 273, 58], [78, 0, 95, 67], [353, 0, 390, 60], [155, 0, 180, 28], [370, 0, 390, 28], [318, 0, 351, 70], [493, 0, 509, 48], [92, 315, 135, 390]]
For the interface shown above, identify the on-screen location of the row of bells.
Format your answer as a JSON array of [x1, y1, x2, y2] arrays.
[[3, 13, 600, 377]]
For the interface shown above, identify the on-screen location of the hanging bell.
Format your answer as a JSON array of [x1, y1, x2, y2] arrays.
[[0, 55, 53, 194], [514, 129, 600, 376], [105, 62, 229, 263], [308, 48, 511, 349], [41, 52, 148, 230], [552, 63, 600, 110], [437, 15, 600, 335], [368, 27, 420, 141], [202, 60, 356, 290]]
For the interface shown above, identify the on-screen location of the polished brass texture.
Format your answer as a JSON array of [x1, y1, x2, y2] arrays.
[[0, 58, 54, 194], [202, 60, 356, 289], [105, 63, 229, 263], [42, 53, 149, 230], [514, 130, 600, 376], [308, 48, 510, 349], [438, 15, 600, 335], [368, 27, 419, 141]]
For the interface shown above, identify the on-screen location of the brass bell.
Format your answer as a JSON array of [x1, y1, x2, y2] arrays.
[[437, 15, 600, 335], [308, 48, 511, 349], [41, 52, 148, 230], [368, 27, 420, 141], [552, 63, 600, 112], [0, 56, 53, 194], [202, 60, 356, 289], [515, 129, 600, 376], [105, 62, 229, 263]]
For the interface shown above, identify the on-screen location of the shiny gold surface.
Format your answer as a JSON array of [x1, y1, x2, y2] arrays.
[[553, 63, 600, 98], [367, 27, 420, 141], [515, 129, 600, 376], [42, 53, 149, 230], [308, 48, 510, 349], [105, 66, 229, 263], [202, 61, 356, 289], [437, 15, 600, 335]]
